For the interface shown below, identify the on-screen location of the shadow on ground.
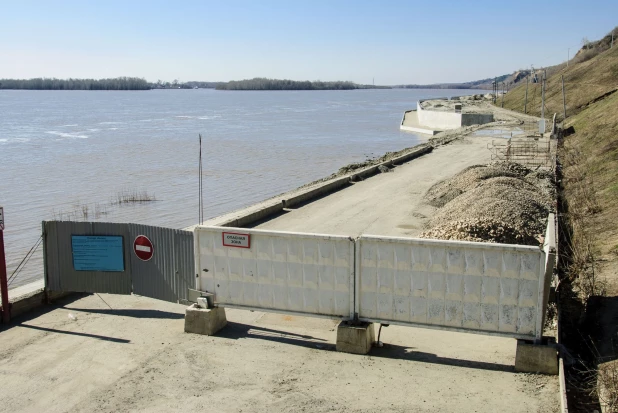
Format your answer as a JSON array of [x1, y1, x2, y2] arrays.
[[370, 343, 515, 373], [217, 321, 332, 349], [63, 307, 185, 320], [214, 322, 514, 372], [18, 324, 130, 343]]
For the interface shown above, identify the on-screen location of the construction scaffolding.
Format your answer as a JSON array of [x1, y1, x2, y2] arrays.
[[487, 137, 555, 169]]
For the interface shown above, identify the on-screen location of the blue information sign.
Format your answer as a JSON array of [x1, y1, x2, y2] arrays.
[[72, 235, 125, 272]]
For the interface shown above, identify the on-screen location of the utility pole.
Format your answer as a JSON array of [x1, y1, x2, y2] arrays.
[[567, 48, 570, 67], [524, 75, 529, 114], [562, 75, 567, 121], [501, 82, 505, 107], [0, 206, 9, 324], [494, 77, 497, 103], [541, 70, 546, 134], [492, 80, 495, 103], [612, 32, 614, 49]]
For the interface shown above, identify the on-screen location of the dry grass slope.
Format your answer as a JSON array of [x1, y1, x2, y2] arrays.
[[563, 91, 618, 295], [501, 45, 618, 122]]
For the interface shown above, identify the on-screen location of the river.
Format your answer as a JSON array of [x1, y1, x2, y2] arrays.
[[0, 88, 484, 287]]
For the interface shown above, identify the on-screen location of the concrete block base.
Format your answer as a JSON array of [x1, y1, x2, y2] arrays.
[[184, 304, 227, 336], [515, 339, 558, 375], [336, 321, 375, 355]]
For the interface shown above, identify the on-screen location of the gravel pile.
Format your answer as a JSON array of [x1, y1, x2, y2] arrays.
[[420, 162, 555, 245]]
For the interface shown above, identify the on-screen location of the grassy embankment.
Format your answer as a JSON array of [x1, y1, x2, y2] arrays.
[[500, 34, 618, 410]]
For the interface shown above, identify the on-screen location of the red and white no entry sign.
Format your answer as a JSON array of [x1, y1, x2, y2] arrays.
[[133, 235, 154, 261]]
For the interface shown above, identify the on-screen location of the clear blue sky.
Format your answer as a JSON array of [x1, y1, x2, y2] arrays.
[[1, 0, 616, 84]]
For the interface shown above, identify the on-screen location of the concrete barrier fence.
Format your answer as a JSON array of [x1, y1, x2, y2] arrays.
[[195, 219, 554, 342]]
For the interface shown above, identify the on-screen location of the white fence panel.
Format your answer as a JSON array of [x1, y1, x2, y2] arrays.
[[356, 235, 546, 340], [195, 226, 355, 318]]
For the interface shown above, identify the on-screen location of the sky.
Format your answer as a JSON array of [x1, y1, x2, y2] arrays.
[[1, 0, 617, 85]]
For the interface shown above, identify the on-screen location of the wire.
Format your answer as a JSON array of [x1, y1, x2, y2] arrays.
[[7, 235, 43, 286]]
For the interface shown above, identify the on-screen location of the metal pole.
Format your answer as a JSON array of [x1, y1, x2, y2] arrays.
[[494, 77, 497, 103], [198, 134, 203, 224], [0, 229, 10, 324], [567, 48, 569, 67], [541, 70, 546, 121], [501, 82, 504, 108], [524, 76, 529, 114], [562, 75, 567, 120]]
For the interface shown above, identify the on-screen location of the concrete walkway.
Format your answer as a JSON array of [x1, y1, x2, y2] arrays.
[[256, 135, 495, 237]]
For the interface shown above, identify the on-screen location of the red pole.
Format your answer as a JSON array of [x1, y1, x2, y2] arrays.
[[0, 229, 10, 324]]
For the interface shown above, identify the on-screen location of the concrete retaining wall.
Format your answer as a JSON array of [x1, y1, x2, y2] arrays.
[[203, 145, 433, 229], [417, 100, 462, 130], [462, 113, 494, 126], [6, 286, 72, 320]]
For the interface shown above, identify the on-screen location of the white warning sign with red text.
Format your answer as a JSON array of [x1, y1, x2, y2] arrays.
[[222, 232, 250, 248]]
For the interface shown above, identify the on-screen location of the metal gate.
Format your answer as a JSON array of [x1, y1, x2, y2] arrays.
[[43, 221, 195, 303], [194, 226, 355, 318]]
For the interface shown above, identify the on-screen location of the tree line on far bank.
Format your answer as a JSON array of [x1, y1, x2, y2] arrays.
[[216, 78, 384, 90], [0, 77, 151, 90], [0, 77, 391, 91]]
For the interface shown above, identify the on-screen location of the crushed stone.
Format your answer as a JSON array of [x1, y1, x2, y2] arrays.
[[420, 162, 555, 245]]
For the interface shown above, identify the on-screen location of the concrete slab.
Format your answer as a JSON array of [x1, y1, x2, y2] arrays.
[[184, 304, 227, 336], [336, 321, 375, 354], [515, 339, 559, 375]]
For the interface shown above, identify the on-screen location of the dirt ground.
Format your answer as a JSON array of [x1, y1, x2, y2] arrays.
[[0, 293, 558, 413]]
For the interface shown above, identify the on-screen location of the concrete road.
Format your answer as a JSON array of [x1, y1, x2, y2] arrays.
[[0, 294, 558, 412], [256, 135, 496, 237]]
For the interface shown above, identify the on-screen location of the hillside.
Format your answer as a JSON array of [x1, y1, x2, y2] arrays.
[[501, 34, 618, 121], [395, 70, 530, 90]]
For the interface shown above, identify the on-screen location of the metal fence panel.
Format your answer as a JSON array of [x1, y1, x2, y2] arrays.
[[356, 235, 546, 340], [195, 226, 355, 318], [129, 224, 176, 302], [44, 221, 194, 302], [129, 225, 195, 303], [174, 229, 197, 302], [44, 221, 132, 294], [44, 221, 61, 291]]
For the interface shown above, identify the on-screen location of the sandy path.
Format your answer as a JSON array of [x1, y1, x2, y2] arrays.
[[0, 294, 558, 413], [256, 135, 496, 237]]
